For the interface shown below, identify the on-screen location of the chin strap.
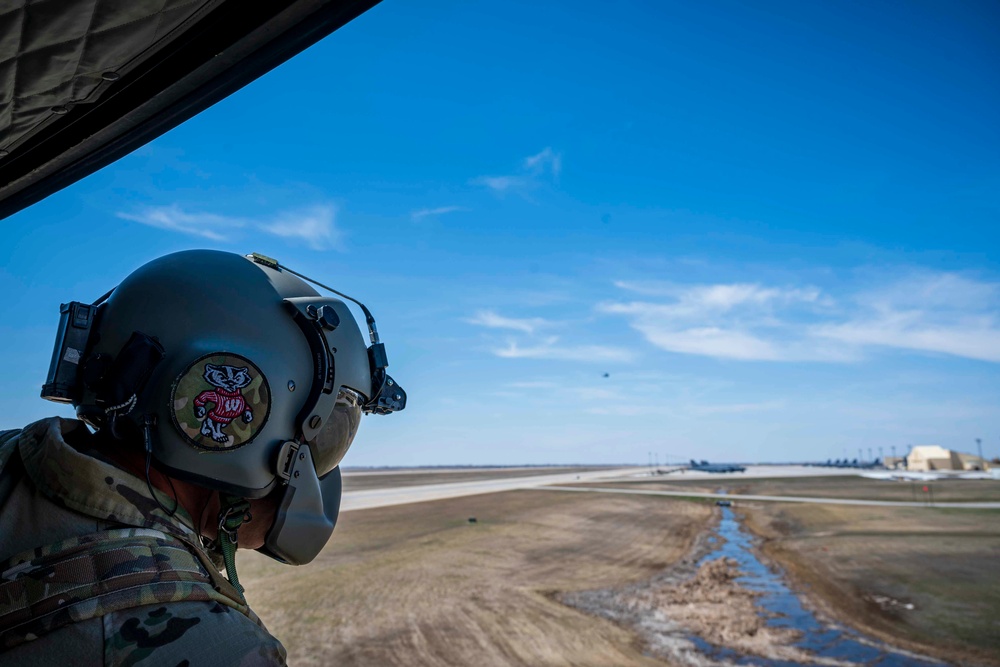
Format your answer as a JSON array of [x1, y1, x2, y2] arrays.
[[217, 494, 252, 599]]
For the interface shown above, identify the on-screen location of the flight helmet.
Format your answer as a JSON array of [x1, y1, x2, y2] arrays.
[[41, 249, 405, 565]]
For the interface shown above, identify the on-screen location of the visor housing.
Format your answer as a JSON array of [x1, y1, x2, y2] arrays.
[[311, 388, 363, 476]]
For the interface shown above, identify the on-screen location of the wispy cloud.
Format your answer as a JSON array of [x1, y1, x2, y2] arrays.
[[812, 274, 1000, 362], [473, 147, 562, 195], [259, 205, 339, 250], [117, 205, 244, 241], [609, 321, 784, 361], [493, 337, 634, 363], [505, 380, 559, 389], [523, 147, 562, 177], [118, 204, 341, 250], [613, 281, 823, 309], [470, 175, 528, 194], [600, 283, 830, 361], [465, 309, 552, 334], [601, 273, 1000, 363], [411, 205, 468, 221], [466, 310, 626, 364]]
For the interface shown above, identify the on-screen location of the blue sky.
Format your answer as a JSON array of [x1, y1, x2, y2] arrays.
[[3, 0, 999, 465]]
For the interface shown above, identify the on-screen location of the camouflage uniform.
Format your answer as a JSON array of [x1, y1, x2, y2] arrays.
[[0, 417, 287, 666]]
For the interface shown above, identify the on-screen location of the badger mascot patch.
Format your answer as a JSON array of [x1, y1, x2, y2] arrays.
[[171, 353, 271, 450]]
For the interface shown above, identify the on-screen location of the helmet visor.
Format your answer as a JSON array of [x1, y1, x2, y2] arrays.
[[310, 387, 363, 477]]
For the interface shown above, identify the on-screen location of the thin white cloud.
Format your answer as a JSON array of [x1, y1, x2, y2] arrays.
[[118, 204, 341, 250], [632, 325, 783, 361], [259, 205, 339, 250], [411, 206, 468, 221], [613, 281, 822, 311], [523, 147, 562, 177], [860, 273, 997, 311], [505, 380, 559, 389], [812, 274, 1000, 362], [814, 318, 1000, 362], [601, 273, 1000, 364], [470, 175, 527, 194], [117, 205, 244, 241], [493, 337, 634, 363], [612, 280, 677, 297], [599, 283, 828, 361], [465, 310, 551, 334], [473, 147, 562, 195]]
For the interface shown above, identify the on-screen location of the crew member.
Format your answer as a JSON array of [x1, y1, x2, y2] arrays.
[[0, 250, 405, 666]]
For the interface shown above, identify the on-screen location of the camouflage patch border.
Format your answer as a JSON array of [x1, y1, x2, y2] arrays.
[[168, 352, 272, 452]]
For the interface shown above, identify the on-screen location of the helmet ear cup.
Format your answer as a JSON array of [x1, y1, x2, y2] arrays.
[[98, 332, 165, 422]]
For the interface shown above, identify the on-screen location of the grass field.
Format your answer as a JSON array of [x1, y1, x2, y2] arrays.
[[585, 474, 1000, 503], [740, 502, 1000, 666], [239, 490, 711, 666], [238, 475, 999, 666], [341, 467, 613, 492]]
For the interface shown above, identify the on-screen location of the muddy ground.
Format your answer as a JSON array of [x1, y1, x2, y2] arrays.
[[239, 490, 711, 666], [562, 530, 847, 667], [239, 487, 997, 666], [741, 502, 1000, 666]]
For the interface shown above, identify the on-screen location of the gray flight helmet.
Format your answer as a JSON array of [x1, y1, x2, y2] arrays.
[[51, 249, 405, 565]]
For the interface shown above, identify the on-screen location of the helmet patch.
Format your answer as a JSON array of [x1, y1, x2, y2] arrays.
[[170, 353, 271, 451]]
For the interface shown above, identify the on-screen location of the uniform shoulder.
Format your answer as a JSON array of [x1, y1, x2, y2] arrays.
[[0, 427, 23, 469], [105, 600, 287, 667]]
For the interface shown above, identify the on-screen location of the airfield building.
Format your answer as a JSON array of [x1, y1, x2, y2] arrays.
[[907, 445, 990, 471], [883, 456, 905, 469], [956, 452, 990, 471]]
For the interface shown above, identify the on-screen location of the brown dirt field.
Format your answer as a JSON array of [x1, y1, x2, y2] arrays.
[[238, 490, 712, 666], [341, 467, 613, 492], [586, 475, 1000, 503], [739, 503, 1000, 667]]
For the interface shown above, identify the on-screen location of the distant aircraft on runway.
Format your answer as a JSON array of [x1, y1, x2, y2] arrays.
[[814, 458, 881, 470], [687, 459, 746, 474]]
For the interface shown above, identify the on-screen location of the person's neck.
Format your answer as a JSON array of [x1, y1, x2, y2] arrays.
[[93, 432, 220, 538]]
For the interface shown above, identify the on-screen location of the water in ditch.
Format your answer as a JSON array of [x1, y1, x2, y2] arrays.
[[696, 506, 946, 666]]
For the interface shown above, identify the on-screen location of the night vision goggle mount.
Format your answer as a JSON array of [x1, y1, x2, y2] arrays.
[[246, 253, 406, 419]]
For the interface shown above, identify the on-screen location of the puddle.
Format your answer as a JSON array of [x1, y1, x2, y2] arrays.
[[699, 507, 945, 666], [563, 507, 947, 666]]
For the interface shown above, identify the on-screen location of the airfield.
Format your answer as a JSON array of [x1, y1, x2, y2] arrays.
[[240, 465, 1000, 667]]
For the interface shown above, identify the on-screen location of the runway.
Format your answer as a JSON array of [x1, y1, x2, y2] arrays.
[[337, 464, 999, 511], [633, 465, 859, 481], [339, 467, 643, 511]]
